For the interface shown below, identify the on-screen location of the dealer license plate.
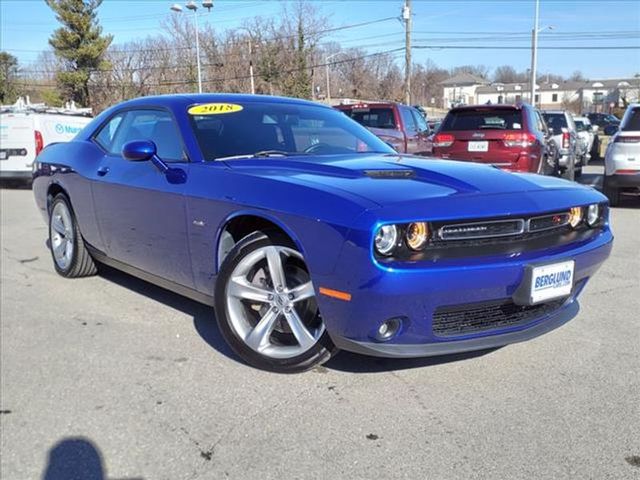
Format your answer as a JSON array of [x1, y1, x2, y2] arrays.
[[530, 260, 574, 304], [468, 141, 488, 152]]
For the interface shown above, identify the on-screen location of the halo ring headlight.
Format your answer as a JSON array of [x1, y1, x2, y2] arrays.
[[568, 207, 583, 228], [406, 222, 429, 251], [375, 225, 399, 256]]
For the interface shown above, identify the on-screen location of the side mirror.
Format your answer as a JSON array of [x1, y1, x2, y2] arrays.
[[591, 125, 599, 133], [603, 125, 619, 136], [122, 140, 157, 161]]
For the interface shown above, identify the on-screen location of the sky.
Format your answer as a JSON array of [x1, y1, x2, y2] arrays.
[[1, 0, 639, 80]]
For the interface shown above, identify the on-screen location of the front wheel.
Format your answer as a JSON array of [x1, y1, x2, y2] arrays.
[[214, 232, 335, 372], [48, 194, 97, 278]]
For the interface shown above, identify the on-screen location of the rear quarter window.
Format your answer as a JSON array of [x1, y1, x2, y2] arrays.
[[622, 108, 640, 131], [441, 109, 523, 130], [341, 107, 397, 129]]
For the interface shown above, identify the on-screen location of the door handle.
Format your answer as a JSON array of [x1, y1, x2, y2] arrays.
[[97, 166, 110, 177]]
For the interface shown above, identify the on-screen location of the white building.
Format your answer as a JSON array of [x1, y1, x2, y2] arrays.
[[440, 75, 640, 112], [440, 73, 489, 109]]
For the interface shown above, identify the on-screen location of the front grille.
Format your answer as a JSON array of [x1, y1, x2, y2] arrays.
[[433, 298, 566, 337], [439, 219, 525, 240]]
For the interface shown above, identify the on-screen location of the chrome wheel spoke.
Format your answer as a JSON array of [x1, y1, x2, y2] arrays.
[[228, 277, 272, 303], [289, 281, 315, 302], [284, 307, 316, 350], [266, 247, 287, 291], [51, 215, 66, 235], [245, 308, 280, 352], [53, 238, 67, 258]]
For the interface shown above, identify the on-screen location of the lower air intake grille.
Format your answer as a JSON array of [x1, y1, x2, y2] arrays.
[[433, 298, 566, 337]]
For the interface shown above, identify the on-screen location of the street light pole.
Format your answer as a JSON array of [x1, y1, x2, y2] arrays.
[[529, 0, 540, 106], [171, 2, 213, 94], [190, 4, 202, 93]]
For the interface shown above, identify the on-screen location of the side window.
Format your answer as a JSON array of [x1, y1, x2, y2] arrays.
[[109, 109, 185, 162], [412, 109, 430, 134], [400, 107, 417, 133], [94, 112, 125, 152]]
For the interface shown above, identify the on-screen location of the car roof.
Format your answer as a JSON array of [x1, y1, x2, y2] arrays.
[[449, 103, 527, 112], [336, 101, 403, 108], [116, 93, 331, 110]]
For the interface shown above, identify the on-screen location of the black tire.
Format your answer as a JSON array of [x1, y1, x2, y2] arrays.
[[48, 194, 98, 278], [214, 231, 336, 373], [537, 154, 558, 176], [562, 156, 576, 181], [603, 177, 620, 207]]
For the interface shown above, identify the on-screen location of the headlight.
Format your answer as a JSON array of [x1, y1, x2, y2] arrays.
[[374, 225, 398, 256], [568, 207, 583, 228], [406, 222, 429, 251], [586, 204, 600, 227]]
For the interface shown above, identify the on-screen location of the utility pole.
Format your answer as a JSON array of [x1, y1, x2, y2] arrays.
[[403, 0, 412, 105], [248, 39, 255, 94], [529, 0, 540, 106]]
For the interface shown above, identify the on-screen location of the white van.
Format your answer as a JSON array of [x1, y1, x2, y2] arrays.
[[0, 99, 92, 183]]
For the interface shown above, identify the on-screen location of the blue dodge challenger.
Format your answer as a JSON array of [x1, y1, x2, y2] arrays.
[[33, 94, 613, 372]]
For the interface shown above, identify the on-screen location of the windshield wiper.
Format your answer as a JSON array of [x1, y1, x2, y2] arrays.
[[215, 150, 305, 161]]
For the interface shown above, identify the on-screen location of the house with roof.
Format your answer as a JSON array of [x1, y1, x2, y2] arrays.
[[439, 73, 489, 109], [475, 78, 639, 111], [440, 73, 640, 112]]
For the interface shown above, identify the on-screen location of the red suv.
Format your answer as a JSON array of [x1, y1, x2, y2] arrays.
[[432, 103, 556, 174]]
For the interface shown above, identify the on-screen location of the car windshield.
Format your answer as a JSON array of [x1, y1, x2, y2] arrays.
[[441, 109, 523, 131], [189, 102, 394, 160], [621, 108, 640, 131], [542, 113, 568, 135], [339, 107, 398, 130]]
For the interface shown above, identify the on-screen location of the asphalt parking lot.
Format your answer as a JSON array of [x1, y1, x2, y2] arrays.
[[1, 165, 638, 480]]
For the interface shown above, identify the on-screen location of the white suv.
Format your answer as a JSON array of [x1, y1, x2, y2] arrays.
[[603, 104, 640, 206]]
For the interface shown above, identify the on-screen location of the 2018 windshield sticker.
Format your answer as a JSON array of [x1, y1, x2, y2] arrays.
[[188, 103, 243, 115]]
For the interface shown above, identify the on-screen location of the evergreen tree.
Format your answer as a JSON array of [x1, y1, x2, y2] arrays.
[[46, 0, 113, 107], [0, 51, 20, 104]]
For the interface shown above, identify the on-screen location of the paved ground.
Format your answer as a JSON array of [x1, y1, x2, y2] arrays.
[[1, 167, 639, 480]]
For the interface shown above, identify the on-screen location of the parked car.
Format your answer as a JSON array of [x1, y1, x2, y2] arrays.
[[603, 103, 640, 206], [431, 103, 558, 175], [33, 94, 612, 372], [541, 110, 581, 180], [586, 112, 620, 130], [0, 99, 92, 183], [573, 116, 595, 166], [335, 102, 432, 155]]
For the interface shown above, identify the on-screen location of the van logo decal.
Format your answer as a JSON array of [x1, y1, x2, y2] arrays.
[[55, 124, 82, 135]]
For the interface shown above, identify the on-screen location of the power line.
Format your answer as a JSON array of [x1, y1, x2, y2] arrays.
[[15, 47, 406, 89]]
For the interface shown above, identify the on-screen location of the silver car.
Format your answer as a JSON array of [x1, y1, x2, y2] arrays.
[[603, 103, 640, 206], [541, 110, 580, 180]]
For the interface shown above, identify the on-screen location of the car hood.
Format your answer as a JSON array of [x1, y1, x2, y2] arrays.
[[223, 153, 603, 220]]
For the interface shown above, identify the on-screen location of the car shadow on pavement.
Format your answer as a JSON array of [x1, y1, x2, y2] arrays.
[[325, 348, 499, 373], [96, 265, 237, 362], [43, 436, 143, 480], [98, 264, 500, 373]]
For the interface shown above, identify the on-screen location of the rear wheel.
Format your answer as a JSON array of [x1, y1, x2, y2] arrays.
[[562, 155, 576, 181], [48, 194, 97, 278], [214, 232, 335, 372], [537, 154, 557, 176]]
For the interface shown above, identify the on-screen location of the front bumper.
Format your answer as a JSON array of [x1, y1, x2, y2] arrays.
[[315, 227, 613, 358]]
